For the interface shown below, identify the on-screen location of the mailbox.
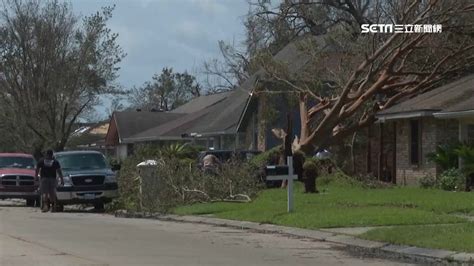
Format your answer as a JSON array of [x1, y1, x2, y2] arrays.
[[265, 157, 297, 212], [265, 165, 296, 176]]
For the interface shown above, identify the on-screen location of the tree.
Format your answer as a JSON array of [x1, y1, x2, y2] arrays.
[[248, 0, 474, 154], [0, 0, 125, 152], [202, 40, 250, 93], [129, 68, 201, 111]]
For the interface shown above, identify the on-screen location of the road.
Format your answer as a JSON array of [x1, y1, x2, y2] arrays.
[[0, 200, 415, 266]]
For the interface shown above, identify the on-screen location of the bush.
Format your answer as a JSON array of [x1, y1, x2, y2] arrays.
[[249, 146, 281, 169], [419, 174, 437, 189], [302, 157, 318, 193], [112, 154, 143, 211], [112, 143, 263, 213], [427, 142, 460, 171], [139, 157, 262, 213], [455, 143, 474, 176], [303, 157, 318, 172], [438, 168, 465, 191]]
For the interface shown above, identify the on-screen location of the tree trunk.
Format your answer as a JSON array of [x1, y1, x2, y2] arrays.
[[304, 168, 318, 193], [351, 132, 357, 174]]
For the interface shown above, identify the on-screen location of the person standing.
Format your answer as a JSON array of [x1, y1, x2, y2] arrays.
[[35, 149, 64, 212]]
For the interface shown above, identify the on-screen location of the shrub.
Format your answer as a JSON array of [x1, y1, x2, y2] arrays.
[[438, 168, 465, 191], [140, 157, 262, 213], [159, 143, 204, 160], [454, 143, 474, 176], [427, 142, 460, 171], [419, 174, 437, 189], [303, 157, 318, 193], [112, 143, 262, 213], [112, 154, 143, 211], [249, 146, 281, 169], [303, 157, 318, 172]]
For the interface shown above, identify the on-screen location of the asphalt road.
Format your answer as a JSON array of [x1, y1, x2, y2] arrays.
[[0, 200, 414, 266]]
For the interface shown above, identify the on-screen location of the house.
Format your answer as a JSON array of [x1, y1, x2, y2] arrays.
[[104, 37, 345, 160], [105, 111, 185, 159], [237, 37, 344, 152], [105, 39, 320, 158], [124, 89, 249, 150], [66, 120, 113, 154], [105, 90, 247, 159], [374, 74, 474, 185]]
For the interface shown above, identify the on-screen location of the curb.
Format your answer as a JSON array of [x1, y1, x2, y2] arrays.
[[115, 210, 474, 265]]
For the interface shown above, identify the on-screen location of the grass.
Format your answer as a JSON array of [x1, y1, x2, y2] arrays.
[[174, 176, 474, 229], [361, 223, 474, 253]]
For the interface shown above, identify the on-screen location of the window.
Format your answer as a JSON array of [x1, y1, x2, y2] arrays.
[[0, 156, 35, 169], [468, 124, 474, 143], [56, 153, 108, 171], [127, 144, 134, 156], [409, 120, 421, 165]]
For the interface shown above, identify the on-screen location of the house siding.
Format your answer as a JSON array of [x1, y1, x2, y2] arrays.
[[395, 118, 458, 185], [116, 144, 128, 160]]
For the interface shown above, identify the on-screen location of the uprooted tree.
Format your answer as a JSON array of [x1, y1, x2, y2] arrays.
[[0, 0, 125, 153], [248, 0, 474, 154]]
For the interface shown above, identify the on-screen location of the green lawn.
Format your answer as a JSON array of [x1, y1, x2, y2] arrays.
[[174, 180, 474, 229], [361, 223, 474, 253]]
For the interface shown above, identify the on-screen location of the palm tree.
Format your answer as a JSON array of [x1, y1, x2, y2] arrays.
[[454, 143, 474, 191]]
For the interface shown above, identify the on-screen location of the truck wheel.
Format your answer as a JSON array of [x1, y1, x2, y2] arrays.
[[94, 202, 105, 211], [26, 199, 35, 207], [54, 203, 64, 212]]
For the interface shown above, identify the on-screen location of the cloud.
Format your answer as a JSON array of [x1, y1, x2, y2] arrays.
[[72, 0, 248, 89], [188, 0, 228, 15]]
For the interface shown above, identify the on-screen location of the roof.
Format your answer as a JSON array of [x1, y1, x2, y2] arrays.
[[113, 111, 185, 142], [127, 88, 250, 142], [377, 74, 474, 120], [237, 36, 340, 132], [116, 37, 339, 143], [73, 120, 110, 136], [0, 153, 33, 157], [171, 91, 233, 114]]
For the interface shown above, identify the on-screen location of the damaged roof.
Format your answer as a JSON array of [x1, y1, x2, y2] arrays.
[[113, 111, 185, 142], [376, 74, 474, 120]]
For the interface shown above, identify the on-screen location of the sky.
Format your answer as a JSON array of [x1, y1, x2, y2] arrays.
[[71, 0, 250, 115]]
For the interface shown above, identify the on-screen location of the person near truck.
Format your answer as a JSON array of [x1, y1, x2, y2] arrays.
[[35, 149, 64, 212]]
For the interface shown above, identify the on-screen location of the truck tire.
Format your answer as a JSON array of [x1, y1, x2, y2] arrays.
[[54, 203, 64, 212], [94, 202, 105, 211], [26, 199, 35, 207]]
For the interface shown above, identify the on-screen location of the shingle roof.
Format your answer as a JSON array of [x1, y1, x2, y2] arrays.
[[127, 88, 250, 141], [124, 36, 340, 143], [171, 91, 233, 114], [113, 111, 185, 141], [377, 74, 474, 118]]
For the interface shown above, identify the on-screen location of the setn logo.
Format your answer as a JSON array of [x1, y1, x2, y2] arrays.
[[361, 24, 393, 33], [361, 24, 442, 33]]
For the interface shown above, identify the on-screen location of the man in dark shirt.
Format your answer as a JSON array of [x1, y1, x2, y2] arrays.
[[35, 149, 64, 212]]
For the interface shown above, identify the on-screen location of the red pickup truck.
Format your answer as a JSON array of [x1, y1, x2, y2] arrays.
[[0, 153, 39, 206]]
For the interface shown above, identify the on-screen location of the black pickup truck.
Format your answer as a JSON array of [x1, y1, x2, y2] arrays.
[[54, 151, 119, 211]]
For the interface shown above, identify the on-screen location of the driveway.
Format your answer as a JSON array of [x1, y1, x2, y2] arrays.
[[0, 200, 415, 266]]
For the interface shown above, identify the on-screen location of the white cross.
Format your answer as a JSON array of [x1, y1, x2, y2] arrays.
[[266, 156, 297, 212]]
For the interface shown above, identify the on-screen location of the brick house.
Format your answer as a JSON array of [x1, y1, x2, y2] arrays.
[[375, 74, 474, 185]]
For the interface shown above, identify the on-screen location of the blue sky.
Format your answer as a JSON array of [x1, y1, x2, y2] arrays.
[[71, 0, 249, 116]]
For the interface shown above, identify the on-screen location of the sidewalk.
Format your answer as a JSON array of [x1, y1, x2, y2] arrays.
[[115, 210, 474, 265]]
